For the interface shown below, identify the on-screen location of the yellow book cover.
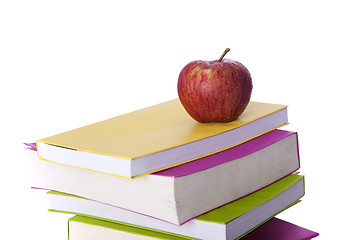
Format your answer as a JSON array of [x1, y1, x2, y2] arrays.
[[37, 99, 288, 178]]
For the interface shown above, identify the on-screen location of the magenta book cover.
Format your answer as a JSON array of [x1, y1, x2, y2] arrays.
[[155, 129, 299, 177], [242, 217, 319, 240]]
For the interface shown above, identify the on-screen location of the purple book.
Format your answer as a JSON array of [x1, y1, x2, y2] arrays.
[[25, 129, 301, 225], [242, 217, 319, 240]]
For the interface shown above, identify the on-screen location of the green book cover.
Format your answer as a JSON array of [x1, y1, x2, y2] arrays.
[[69, 215, 194, 240], [68, 201, 301, 240], [54, 174, 304, 239], [50, 174, 303, 224]]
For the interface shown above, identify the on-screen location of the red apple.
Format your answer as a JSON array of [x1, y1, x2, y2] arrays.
[[177, 48, 253, 123]]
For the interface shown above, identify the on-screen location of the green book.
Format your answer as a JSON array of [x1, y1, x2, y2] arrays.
[[50, 174, 305, 240]]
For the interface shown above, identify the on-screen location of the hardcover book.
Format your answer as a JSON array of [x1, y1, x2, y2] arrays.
[[36, 99, 288, 178]]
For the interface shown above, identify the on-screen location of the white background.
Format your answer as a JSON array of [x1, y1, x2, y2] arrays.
[[1, 0, 359, 239]]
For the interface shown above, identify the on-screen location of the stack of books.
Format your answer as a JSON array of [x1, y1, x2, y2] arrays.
[[26, 99, 319, 239]]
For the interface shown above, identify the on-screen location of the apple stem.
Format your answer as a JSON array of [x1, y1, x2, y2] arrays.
[[218, 48, 230, 62]]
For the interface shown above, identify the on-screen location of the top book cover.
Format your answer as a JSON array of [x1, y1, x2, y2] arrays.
[[37, 99, 288, 179]]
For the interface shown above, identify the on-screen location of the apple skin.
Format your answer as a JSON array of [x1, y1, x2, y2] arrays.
[[177, 58, 252, 123]]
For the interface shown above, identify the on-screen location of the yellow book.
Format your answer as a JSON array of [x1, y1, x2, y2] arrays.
[[37, 99, 288, 179]]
